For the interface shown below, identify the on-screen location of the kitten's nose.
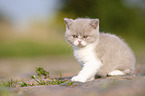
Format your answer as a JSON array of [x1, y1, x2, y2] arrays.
[[78, 40, 82, 44]]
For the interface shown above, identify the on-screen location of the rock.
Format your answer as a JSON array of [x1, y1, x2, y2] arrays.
[[1, 75, 145, 96]]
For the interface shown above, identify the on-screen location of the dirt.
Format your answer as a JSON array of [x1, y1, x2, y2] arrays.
[[0, 56, 145, 96]]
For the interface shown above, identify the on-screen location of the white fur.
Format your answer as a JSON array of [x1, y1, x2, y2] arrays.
[[108, 70, 125, 76], [72, 42, 102, 82]]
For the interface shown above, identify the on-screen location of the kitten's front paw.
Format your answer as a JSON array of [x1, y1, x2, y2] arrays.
[[71, 76, 87, 83]]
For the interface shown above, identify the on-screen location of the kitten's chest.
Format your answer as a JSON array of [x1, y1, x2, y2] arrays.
[[73, 46, 97, 65]]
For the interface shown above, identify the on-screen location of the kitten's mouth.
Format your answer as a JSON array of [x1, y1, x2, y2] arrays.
[[73, 43, 83, 47], [77, 43, 86, 47], [78, 44, 83, 47]]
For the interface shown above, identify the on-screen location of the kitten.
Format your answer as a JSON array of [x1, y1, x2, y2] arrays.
[[64, 18, 136, 83]]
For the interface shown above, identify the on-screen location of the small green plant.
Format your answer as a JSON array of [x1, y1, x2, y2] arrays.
[[0, 67, 74, 87], [36, 67, 49, 79], [19, 79, 35, 87], [30, 67, 49, 85], [31, 75, 46, 85], [66, 81, 74, 86], [20, 79, 28, 87], [0, 79, 18, 87], [31, 67, 74, 86]]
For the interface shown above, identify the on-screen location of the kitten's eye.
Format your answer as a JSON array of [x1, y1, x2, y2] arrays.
[[83, 36, 88, 39], [72, 35, 78, 38]]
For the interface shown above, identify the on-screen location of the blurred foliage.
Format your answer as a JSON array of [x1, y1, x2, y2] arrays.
[[0, 41, 71, 58], [0, 12, 9, 23], [0, 0, 145, 57], [59, 0, 145, 53], [60, 0, 145, 35]]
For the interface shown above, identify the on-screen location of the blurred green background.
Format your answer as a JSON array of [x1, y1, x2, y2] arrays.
[[0, 0, 145, 58]]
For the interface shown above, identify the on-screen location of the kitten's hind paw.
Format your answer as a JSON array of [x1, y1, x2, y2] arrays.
[[108, 70, 125, 76]]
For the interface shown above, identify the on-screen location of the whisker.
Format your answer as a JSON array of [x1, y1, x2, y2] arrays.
[[64, 43, 73, 55]]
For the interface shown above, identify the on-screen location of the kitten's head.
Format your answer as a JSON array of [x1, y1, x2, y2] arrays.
[[64, 18, 99, 48]]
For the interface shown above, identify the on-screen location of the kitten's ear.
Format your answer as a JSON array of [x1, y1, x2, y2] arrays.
[[89, 19, 99, 29], [64, 18, 73, 30]]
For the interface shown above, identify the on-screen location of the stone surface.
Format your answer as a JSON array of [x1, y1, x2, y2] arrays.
[[1, 75, 145, 96], [0, 56, 145, 96]]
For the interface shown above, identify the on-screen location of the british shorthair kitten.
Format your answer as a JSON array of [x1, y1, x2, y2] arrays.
[[64, 18, 136, 82]]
